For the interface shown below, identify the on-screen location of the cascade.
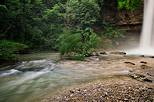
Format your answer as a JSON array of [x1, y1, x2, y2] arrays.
[[139, 0, 154, 54], [127, 0, 154, 55]]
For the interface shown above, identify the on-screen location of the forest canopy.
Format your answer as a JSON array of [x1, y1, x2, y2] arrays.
[[0, 0, 141, 62]]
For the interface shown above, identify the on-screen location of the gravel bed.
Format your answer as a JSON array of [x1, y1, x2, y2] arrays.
[[42, 77, 154, 102]]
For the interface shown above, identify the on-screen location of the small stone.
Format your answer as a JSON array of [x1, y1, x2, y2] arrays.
[[140, 65, 148, 69], [124, 98, 129, 101], [83, 90, 87, 92], [70, 90, 74, 93]]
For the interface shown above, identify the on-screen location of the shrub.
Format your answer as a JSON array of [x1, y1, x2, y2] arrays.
[[0, 40, 28, 61], [71, 54, 86, 61]]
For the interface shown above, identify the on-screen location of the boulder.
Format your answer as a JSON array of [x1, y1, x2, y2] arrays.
[[100, 52, 107, 55], [124, 61, 135, 65], [140, 61, 147, 64], [149, 56, 154, 58], [110, 51, 126, 54]]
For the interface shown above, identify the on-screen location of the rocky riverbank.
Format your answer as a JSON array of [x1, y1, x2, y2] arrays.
[[41, 54, 154, 102], [42, 77, 153, 102]]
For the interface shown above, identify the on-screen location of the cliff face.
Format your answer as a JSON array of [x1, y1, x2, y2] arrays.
[[101, 1, 143, 31], [98, 1, 144, 49]]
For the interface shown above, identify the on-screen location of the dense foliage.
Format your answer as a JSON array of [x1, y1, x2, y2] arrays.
[[0, 40, 28, 61], [118, 0, 142, 10], [56, 0, 100, 57], [0, 0, 141, 62]]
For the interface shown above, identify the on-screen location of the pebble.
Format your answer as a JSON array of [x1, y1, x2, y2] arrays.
[[42, 78, 154, 102]]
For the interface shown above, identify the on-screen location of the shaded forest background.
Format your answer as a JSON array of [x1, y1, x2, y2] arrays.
[[0, 0, 142, 63]]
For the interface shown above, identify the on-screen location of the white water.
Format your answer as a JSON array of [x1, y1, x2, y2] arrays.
[[0, 54, 130, 102], [127, 0, 154, 55], [0, 69, 20, 77]]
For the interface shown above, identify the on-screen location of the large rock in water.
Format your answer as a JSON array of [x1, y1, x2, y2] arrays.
[[109, 51, 126, 55], [100, 52, 107, 55]]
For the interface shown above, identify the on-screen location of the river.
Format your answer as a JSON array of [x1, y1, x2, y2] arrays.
[[0, 53, 135, 102]]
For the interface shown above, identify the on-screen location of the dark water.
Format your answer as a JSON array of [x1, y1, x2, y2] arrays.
[[0, 53, 129, 102]]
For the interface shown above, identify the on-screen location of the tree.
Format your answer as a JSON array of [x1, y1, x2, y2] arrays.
[[117, 0, 142, 10], [56, 0, 100, 59]]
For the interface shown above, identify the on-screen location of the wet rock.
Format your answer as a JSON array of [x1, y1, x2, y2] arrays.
[[129, 73, 153, 82], [136, 74, 145, 78], [139, 55, 145, 57], [124, 61, 135, 65], [140, 61, 147, 64], [143, 78, 152, 82], [129, 73, 144, 79], [149, 56, 154, 58], [140, 65, 148, 69], [100, 52, 107, 55], [70, 90, 75, 93], [95, 52, 99, 56], [109, 51, 126, 55], [146, 73, 152, 76], [85, 54, 93, 57]]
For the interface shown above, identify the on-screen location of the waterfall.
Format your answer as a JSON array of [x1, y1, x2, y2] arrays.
[[126, 0, 154, 55], [140, 0, 154, 49], [139, 0, 154, 54]]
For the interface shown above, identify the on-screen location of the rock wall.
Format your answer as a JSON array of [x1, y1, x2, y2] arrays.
[[101, 1, 144, 31]]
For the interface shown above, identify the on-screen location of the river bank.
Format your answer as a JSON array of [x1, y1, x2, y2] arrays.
[[42, 77, 153, 102], [41, 54, 154, 102], [0, 52, 153, 102]]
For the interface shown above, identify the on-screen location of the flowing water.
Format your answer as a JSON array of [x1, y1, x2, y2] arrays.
[[140, 0, 154, 49], [1, 1, 154, 102], [126, 0, 154, 55], [0, 53, 129, 102]]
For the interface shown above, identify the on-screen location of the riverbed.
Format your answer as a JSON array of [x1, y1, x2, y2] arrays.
[[0, 53, 153, 102]]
